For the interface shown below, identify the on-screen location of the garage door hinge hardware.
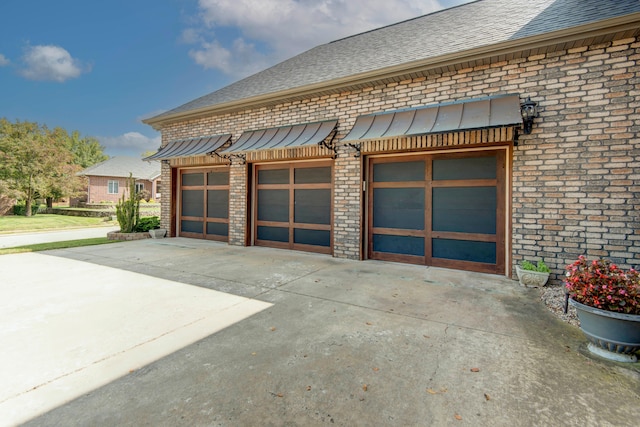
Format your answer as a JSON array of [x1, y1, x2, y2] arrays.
[[318, 129, 338, 159], [347, 143, 361, 158]]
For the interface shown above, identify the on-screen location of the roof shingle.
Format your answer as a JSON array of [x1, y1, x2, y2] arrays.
[[147, 0, 640, 122], [78, 156, 161, 180]]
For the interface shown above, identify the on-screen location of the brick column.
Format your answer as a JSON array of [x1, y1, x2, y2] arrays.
[[333, 144, 362, 259], [160, 161, 172, 231], [229, 162, 248, 246]]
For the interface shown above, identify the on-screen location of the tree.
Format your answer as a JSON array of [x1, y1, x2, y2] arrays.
[[43, 127, 108, 207], [0, 119, 106, 215], [0, 119, 56, 215], [67, 130, 108, 168]]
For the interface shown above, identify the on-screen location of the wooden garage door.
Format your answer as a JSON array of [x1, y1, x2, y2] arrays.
[[254, 161, 332, 254], [179, 167, 229, 241], [368, 151, 505, 274]]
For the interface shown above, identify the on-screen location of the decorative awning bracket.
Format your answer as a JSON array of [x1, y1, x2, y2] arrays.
[[347, 142, 361, 158], [210, 150, 232, 164], [318, 129, 338, 159]]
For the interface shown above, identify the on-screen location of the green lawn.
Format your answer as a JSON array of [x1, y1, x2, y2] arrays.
[[0, 237, 118, 255], [0, 214, 116, 234]]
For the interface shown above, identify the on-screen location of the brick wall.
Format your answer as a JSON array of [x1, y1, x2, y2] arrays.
[[158, 35, 640, 280]]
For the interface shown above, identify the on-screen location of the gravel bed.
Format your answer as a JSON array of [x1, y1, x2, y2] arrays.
[[539, 284, 580, 327]]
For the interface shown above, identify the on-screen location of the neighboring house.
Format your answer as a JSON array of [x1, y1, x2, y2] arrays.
[[78, 156, 161, 204], [143, 0, 640, 280]]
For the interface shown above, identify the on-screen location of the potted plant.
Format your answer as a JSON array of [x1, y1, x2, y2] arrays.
[[136, 216, 166, 239], [515, 259, 551, 287], [565, 256, 640, 363]]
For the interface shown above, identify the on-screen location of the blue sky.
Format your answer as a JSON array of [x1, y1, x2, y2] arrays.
[[0, 0, 471, 158]]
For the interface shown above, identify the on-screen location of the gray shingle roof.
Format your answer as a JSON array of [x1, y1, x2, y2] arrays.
[[148, 0, 640, 122], [78, 156, 161, 180]]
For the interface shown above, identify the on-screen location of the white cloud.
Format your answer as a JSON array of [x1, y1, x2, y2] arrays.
[[184, 0, 461, 77], [189, 38, 268, 76], [98, 132, 161, 157], [19, 45, 87, 82], [0, 54, 9, 67]]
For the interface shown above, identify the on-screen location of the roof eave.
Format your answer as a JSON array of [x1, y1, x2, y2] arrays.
[[143, 12, 640, 129]]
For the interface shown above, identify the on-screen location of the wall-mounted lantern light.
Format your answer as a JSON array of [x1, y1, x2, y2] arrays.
[[520, 96, 539, 134]]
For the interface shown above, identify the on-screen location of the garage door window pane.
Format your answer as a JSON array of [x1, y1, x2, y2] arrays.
[[257, 226, 289, 242], [374, 161, 424, 182], [432, 187, 496, 234], [207, 171, 229, 185], [181, 220, 203, 233], [294, 167, 331, 184], [294, 189, 330, 225], [294, 229, 330, 247], [433, 239, 496, 264], [257, 189, 289, 222], [207, 190, 229, 219], [373, 188, 424, 230], [373, 234, 424, 256], [182, 190, 204, 217], [258, 169, 289, 184], [182, 173, 204, 186], [206, 222, 228, 237], [433, 156, 496, 180]]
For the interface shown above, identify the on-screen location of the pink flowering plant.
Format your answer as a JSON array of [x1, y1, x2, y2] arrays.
[[565, 255, 640, 315]]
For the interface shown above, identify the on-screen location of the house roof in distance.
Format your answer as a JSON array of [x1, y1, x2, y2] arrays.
[[144, 0, 640, 126], [78, 156, 161, 181]]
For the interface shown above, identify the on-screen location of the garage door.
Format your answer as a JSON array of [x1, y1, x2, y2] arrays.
[[254, 161, 332, 254], [368, 151, 506, 274], [179, 167, 229, 241]]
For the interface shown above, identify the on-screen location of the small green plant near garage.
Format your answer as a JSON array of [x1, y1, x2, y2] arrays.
[[115, 173, 140, 233], [516, 259, 551, 287], [521, 259, 551, 273], [135, 216, 160, 232]]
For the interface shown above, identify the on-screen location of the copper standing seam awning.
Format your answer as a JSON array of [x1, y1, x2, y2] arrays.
[[144, 134, 232, 160], [342, 94, 522, 142], [223, 119, 338, 153]]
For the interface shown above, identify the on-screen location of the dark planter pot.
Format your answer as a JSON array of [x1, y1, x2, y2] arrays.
[[569, 298, 640, 363]]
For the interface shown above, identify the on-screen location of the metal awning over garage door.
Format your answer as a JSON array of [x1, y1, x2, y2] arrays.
[[342, 95, 522, 142], [144, 134, 231, 160], [224, 120, 337, 153]]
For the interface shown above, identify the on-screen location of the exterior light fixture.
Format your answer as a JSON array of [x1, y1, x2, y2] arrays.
[[520, 96, 538, 134]]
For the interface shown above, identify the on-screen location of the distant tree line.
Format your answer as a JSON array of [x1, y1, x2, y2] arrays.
[[0, 118, 108, 216]]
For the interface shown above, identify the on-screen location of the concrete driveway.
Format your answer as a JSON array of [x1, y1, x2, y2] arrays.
[[2, 238, 639, 426]]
